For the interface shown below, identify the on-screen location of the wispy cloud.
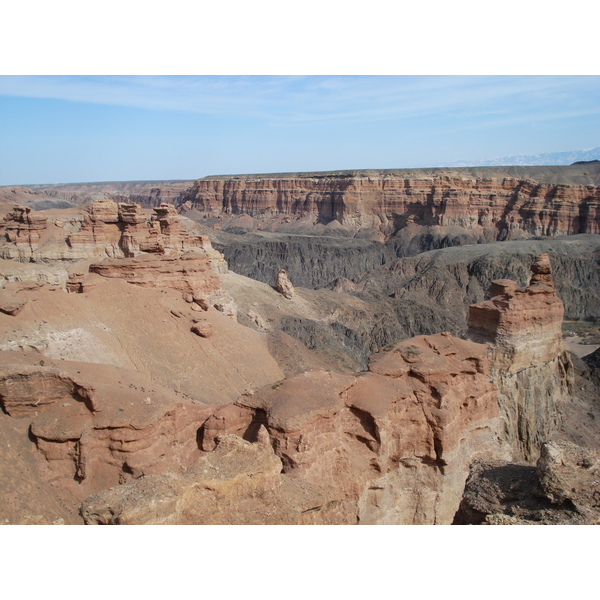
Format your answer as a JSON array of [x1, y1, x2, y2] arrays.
[[0, 75, 598, 128]]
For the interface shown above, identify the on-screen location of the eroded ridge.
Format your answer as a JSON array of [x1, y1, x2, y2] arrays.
[[81, 333, 510, 525]]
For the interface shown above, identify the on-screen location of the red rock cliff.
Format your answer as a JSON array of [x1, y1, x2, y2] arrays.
[[467, 254, 573, 460], [83, 333, 510, 524], [179, 170, 600, 239]]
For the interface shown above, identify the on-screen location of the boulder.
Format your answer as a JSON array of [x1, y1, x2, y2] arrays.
[[275, 268, 294, 299]]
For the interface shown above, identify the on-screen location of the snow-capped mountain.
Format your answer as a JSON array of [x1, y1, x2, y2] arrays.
[[436, 147, 600, 168]]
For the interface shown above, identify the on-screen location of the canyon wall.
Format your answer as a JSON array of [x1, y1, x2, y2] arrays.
[[179, 169, 600, 240]]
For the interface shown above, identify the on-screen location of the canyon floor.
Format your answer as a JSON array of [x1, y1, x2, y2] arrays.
[[1, 166, 599, 525]]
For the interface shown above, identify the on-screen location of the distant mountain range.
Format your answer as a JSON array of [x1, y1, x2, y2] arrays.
[[435, 147, 600, 168]]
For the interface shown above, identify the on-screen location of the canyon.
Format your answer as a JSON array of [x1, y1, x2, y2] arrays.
[[178, 164, 600, 241], [0, 164, 599, 525]]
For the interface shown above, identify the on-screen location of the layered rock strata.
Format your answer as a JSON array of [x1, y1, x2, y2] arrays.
[[67, 201, 225, 261], [0, 357, 214, 504], [2, 206, 48, 250], [467, 253, 564, 371], [467, 254, 573, 460], [0, 200, 229, 270], [179, 170, 600, 239], [82, 333, 511, 525], [80, 435, 313, 525], [84, 251, 236, 319], [88, 251, 221, 296]]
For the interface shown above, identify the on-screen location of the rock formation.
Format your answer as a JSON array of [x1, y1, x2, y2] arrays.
[[65, 200, 121, 255], [80, 435, 291, 525], [454, 440, 600, 524], [0, 356, 214, 504], [274, 268, 294, 299], [88, 251, 221, 295], [82, 333, 511, 525], [467, 253, 564, 371], [179, 169, 600, 240], [0, 200, 229, 271], [0, 199, 237, 322], [67, 201, 226, 262], [0, 185, 597, 526], [467, 254, 573, 460], [2, 206, 48, 252]]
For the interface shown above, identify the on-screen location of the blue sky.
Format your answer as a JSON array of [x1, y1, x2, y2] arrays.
[[0, 75, 599, 185]]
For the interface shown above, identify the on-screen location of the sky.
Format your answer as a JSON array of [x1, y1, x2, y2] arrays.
[[0, 74, 598, 185], [0, 3, 598, 187]]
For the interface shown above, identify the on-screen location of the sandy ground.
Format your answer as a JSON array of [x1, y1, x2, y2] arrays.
[[563, 336, 600, 358]]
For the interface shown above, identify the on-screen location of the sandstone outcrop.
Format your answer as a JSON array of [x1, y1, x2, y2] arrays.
[[87, 333, 510, 524], [536, 440, 600, 519], [467, 254, 573, 460], [467, 253, 564, 371], [80, 433, 359, 525], [179, 169, 600, 240], [0, 199, 237, 321], [0, 200, 230, 270], [67, 201, 226, 262], [0, 356, 215, 504], [80, 435, 285, 525], [58, 202, 237, 319], [65, 200, 122, 256], [275, 268, 294, 299], [88, 251, 221, 295], [2, 206, 48, 250]]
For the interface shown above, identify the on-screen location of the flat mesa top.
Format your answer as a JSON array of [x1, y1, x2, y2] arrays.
[[23, 180, 195, 189], [6, 163, 600, 190], [199, 163, 600, 186]]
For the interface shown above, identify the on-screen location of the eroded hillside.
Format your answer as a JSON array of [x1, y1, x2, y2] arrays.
[[0, 196, 598, 525]]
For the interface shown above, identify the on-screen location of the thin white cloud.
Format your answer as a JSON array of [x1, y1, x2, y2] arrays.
[[0, 75, 598, 127]]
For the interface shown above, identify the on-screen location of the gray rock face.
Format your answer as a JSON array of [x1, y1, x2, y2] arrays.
[[583, 347, 600, 384], [277, 295, 462, 372], [346, 235, 600, 324], [218, 234, 600, 373], [454, 440, 600, 525], [186, 217, 600, 326], [213, 233, 395, 289], [492, 354, 573, 462]]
